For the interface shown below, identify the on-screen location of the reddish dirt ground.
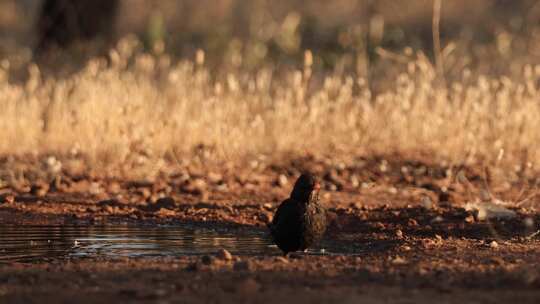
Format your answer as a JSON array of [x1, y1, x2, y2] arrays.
[[0, 153, 539, 303]]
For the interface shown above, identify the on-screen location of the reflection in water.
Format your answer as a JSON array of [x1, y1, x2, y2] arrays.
[[0, 225, 273, 262], [0, 225, 362, 262]]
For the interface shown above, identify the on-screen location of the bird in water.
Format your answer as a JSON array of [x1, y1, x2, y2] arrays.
[[268, 173, 327, 255]]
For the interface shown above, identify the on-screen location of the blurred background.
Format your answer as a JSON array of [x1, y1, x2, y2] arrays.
[[2, 0, 540, 77], [2, 0, 540, 165]]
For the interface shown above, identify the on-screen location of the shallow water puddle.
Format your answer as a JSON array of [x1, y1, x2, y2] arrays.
[[0, 225, 361, 262]]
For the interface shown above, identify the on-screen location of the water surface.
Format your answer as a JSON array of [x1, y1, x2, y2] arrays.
[[0, 225, 361, 262]]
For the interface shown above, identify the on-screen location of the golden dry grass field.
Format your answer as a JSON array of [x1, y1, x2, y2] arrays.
[[1, 1, 540, 171]]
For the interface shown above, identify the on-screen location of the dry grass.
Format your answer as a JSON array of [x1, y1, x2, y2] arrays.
[[1, 36, 540, 170]]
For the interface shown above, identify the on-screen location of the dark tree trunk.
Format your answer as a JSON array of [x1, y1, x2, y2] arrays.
[[35, 0, 119, 52]]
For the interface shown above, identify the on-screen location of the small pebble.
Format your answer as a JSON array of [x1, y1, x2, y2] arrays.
[[262, 203, 273, 210], [391, 256, 407, 265], [489, 241, 499, 249], [421, 196, 433, 209], [327, 183, 338, 192], [407, 219, 419, 227], [277, 174, 288, 187], [274, 257, 289, 263], [350, 175, 360, 188], [374, 222, 385, 229], [431, 216, 443, 223], [103, 205, 114, 214], [216, 249, 232, 261], [207, 172, 222, 183]]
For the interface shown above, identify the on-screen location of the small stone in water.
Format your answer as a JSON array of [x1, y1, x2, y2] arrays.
[[217, 249, 232, 261], [274, 257, 289, 263], [489, 241, 499, 249]]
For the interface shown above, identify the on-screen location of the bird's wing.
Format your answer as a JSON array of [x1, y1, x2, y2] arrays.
[[269, 199, 294, 231]]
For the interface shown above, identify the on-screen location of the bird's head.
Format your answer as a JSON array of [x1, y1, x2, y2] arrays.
[[290, 173, 321, 203]]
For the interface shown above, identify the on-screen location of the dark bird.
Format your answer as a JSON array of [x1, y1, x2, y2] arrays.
[[268, 173, 327, 255]]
